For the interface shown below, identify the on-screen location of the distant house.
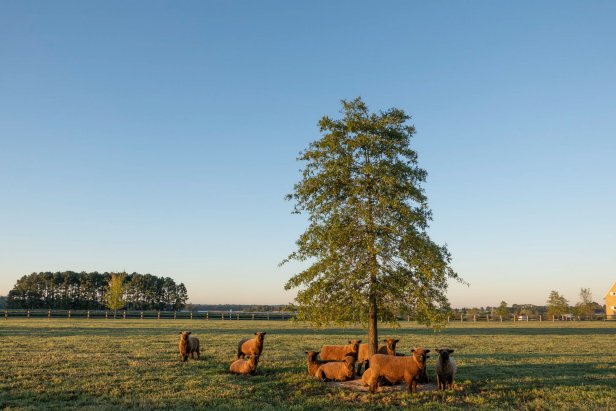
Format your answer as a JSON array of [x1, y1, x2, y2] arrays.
[[605, 282, 616, 317]]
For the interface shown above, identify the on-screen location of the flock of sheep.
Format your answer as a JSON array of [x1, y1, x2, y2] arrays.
[[178, 330, 456, 394]]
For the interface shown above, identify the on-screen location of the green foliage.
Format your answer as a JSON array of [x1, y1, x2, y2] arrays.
[[574, 288, 595, 318], [284, 97, 462, 330], [104, 273, 127, 312], [546, 290, 569, 318], [495, 301, 510, 318], [7, 271, 188, 311]]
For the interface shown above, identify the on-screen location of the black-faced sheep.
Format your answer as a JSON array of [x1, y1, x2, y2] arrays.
[[229, 354, 260, 375], [367, 347, 430, 394], [178, 331, 200, 362], [356, 338, 400, 374], [237, 332, 266, 359], [435, 348, 456, 390], [319, 339, 361, 361], [314, 355, 356, 382]]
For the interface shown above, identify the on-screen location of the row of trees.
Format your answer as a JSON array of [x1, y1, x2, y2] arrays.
[[456, 288, 603, 318], [6, 271, 188, 311]]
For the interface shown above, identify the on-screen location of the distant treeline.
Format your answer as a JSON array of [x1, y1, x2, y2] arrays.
[[188, 304, 292, 312], [7, 271, 188, 311]]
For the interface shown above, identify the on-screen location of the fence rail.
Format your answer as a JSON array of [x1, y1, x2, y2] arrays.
[[1, 309, 296, 321], [2, 309, 614, 322], [446, 313, 614, 322]]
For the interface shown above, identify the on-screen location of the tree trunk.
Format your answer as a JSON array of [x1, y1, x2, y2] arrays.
[[368, 289, 378, 358]]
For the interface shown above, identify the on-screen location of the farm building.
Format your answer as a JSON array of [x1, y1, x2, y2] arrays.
[[605, 282, 616, 317]]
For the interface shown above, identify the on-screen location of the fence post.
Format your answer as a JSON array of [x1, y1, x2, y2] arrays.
[[4, 309, 7, 320], [27, 310, 30, 319], [140, 311, 143, 320], [539, 315, 542, 322], [500, 315, 503, 322], [268, 313, 270, 321], [461, 314, 463, 322], [157, 311, 160, 320], [190, 311, 193, 320], [123, 311, 126, 320], [87, 310, 90, 319], [526, 315, 529, 322], [206, 312, 209, 321], [221, 312, 224, 320], [552, 315, 555, 322], [447, 316, 450, 323], [48, 310, 51, 320], [252, 313, 255, 321], [105, 311, 108, 319], [174, 311, 177, 320], [473, 315, 476, 322], [237, 313, 239, 321], [68, 310, 71, 319]]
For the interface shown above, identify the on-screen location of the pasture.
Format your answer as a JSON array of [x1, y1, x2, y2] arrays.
[[1, 319, 615, 410]]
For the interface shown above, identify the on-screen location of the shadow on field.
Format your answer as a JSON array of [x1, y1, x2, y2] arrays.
[[462, 362, 616, 387]]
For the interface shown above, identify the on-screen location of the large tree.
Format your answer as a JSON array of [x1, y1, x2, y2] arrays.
[[283, 97, 462, 357]]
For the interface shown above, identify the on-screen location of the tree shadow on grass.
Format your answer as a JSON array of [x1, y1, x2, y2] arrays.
[[461, 361, 616, 388]]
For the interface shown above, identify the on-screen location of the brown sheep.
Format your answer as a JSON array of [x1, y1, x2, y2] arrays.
[[178, 331, 200, 362], [367, 347, 430, 394], [229, 354, 260, 375], [315, 355, 356, 382], [319, 339, 361, 361], [305, 350, 326, 376], [237, 332, 266, 359], [356, 338, 400, 374], [361, 368, 394, 387], [435, 348, 456, 390]]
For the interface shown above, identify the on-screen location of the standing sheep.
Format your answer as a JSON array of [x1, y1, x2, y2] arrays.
[[319, 340, 361, 361], [229, 354, 260, 375], [367, 347, 430, 394], [356, 338, 400, 375], [237, 332, 266, 359], [314, 355, 356, 382], [178, 331, 200, 362], [435, 348, 456, 390]]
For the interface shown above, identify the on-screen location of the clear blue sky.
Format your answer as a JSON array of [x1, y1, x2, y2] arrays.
[[1, 1, 614, 307]]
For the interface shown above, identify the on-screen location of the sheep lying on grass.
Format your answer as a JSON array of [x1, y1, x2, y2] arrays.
[[305, 351, 326, 376], [356, 338, 400, 374], [229, 354, 260, 375], [435, 348, 456, 390], [178, 331, 200, 362], [315, 355, 356, 382], [237, 332, 266, 359], [319, 340, 361, 361], [367, 347, 430, 394]]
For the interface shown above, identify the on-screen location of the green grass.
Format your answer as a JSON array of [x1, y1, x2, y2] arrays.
[[1, 319, 615, 410]]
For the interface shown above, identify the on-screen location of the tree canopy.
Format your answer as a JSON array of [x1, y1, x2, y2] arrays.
[[546, 290, 569, 318], [283, 97, 462, 355]]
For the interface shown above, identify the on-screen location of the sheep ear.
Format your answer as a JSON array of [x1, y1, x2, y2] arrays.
[[357, 340, 362, 344], [411, 349, 415, 352], [425, 349, 430, 353], [304, 351, 309, 354], [187, 331, 191, 335], [254, 332, 258, 335], [262, 332, 267, 335], [179, 331, 182, 334], [348, 340, 352, 344], [395, 339, 399, 343], [448, 349, 454, 354]]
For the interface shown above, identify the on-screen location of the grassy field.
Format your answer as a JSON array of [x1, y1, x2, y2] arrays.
[[1, 319, 615, 410]]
